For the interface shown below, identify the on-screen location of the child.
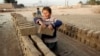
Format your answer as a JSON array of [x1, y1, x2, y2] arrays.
[[37, 7, 41, 16], [34, 7, 62, 51]]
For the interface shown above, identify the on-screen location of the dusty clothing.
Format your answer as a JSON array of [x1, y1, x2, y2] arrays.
[[34, 17, 62, 49]]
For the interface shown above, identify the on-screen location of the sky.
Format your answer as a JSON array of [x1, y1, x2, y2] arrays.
[[0, 0, 87, 6]]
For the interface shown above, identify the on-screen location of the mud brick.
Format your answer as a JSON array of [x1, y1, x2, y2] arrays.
[[90, 41, 97, 48], [11, 13, 23, 18], [92, 31, 100, 41], [65, 24, 69, 30], [75, 27, 78, 37], [81, 29, 85, 43], [18, 23, 33, 27], [11, 13, 16, 17], [31, 35, 42, 42], [72, 26, 78, 33], [98, 35, 100, 43], [58, 24, 65, 32], [87, 30, 94, 38], [87, 30, 97, 48], [66, 25, 70, 31], [15, 17, 27, 22], [86, 30, 94, 46], [63, 24, 67, 31], [81, 38, 86, 44], [81, 29, 89, 44], [89, 31, 100, 48], [20, 36, 42, 56], [16, 23, 34, 34], [31, 35, 56, 56], [15, 19, 28, 26], [13, 17, 27, 25], [85, 39, 90, 46], [67, 24, 74, 31], [82, 29, 89, 37], [64, 24, 67, 29], [38, 26, 54, 36], [13, 17, 26, 24], [72, 26, 78, 38], [87, 30, 93, 37], [96, 43, 100, 51], [14, 14, 23, 18], [59, 23, 64, 29], [77, 28, 83, 41], [71, 26, 75, 32], [18, 26, 37, 36], [0, 3, 14, 9]]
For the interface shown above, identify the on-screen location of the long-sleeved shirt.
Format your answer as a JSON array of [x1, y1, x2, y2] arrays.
[[34, 17, 62, 43]]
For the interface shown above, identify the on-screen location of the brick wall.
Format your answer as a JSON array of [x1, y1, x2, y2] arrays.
[[0, 3, 14, 9]]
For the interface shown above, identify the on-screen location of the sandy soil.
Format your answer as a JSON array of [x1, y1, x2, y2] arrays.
[[0, 13, 22, 56]]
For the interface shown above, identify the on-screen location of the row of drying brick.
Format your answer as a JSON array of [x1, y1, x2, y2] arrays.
[[11, 13, 37, 36], [58, 23, 100, 51], [11, 13, 56, 56]]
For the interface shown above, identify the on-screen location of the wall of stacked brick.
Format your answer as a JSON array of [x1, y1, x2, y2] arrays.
[[58, 23, 100, 51], [0, 3, 14, 9], [11, 13, 56, 56]]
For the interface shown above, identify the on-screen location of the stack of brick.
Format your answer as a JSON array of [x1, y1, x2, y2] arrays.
[[0, 3, 14, 12], [11, 13, 36, 36], [58, 22, 100, 51], [38, 26, 54, 36], [11, 13, 56, 56]]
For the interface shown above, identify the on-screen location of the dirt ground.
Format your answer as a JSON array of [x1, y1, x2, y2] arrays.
[[0, 13, 22, 56], [57, 32, 100, 56]]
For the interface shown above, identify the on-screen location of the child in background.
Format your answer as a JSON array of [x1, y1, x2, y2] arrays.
[[34, 7, 62, 52], [37, 7, 41, 16]]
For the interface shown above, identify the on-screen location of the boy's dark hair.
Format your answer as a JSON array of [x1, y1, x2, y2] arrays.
[[42, 7, 52, 14], [37, 7, 39, 10]]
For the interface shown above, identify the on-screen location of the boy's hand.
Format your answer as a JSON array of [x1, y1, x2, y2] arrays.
[[48, 24, 53, 30], [39, 21, 46, 28], [41, 24, 46, 28]]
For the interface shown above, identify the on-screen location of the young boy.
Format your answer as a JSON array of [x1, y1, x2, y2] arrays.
[[34, 7, 62, 51]]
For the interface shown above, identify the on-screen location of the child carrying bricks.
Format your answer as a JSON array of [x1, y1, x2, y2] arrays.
[[34, 7, 62, 52]]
